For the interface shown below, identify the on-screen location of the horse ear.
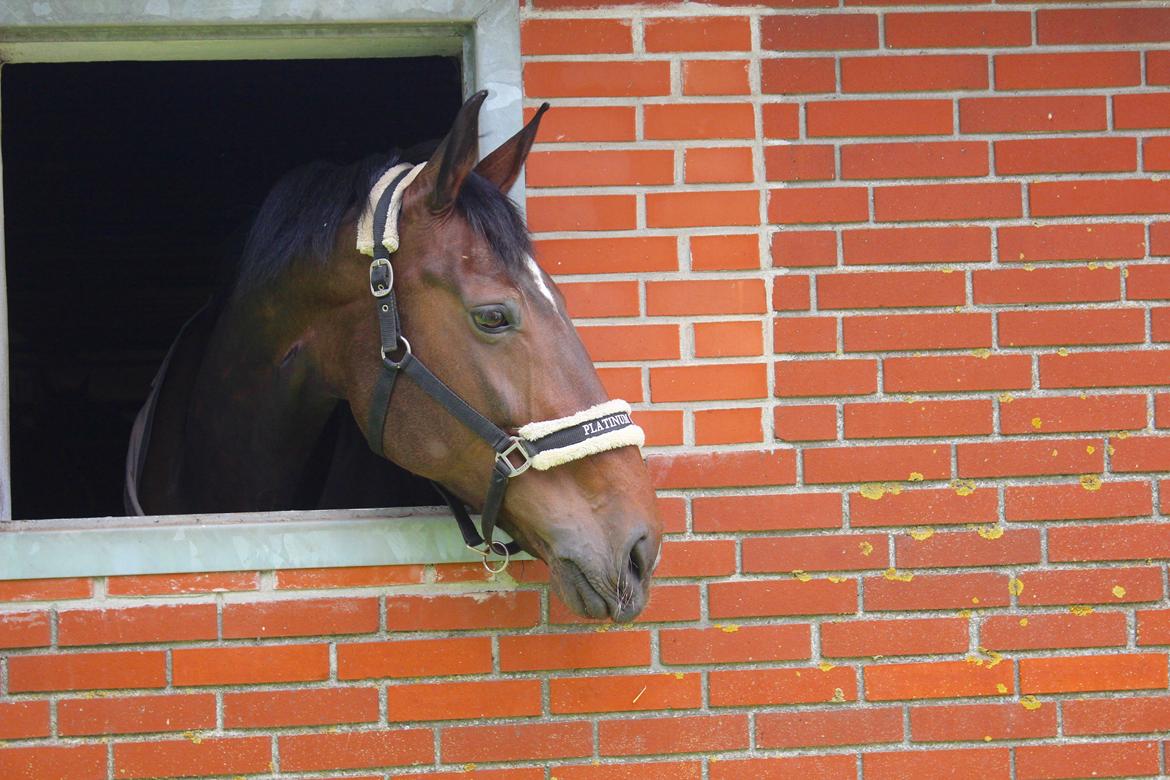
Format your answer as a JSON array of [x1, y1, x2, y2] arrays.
[[418, 90, 488, 213], [474, 103, 549, 193]]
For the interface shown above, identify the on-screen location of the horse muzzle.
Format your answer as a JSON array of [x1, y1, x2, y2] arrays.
[[551, 525, 660, 623]]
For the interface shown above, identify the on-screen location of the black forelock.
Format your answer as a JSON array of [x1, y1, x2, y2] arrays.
[[232, 155, 531, 295]]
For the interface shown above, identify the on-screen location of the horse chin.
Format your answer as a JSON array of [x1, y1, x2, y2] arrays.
[[547, 555, 650, 624]]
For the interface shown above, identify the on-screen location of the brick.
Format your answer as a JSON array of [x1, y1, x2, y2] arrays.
[[0, 609, 49, 648], [1149, 51, 1170, 84], [1111, 435, 1170, 473], [694, 321, 762, 358], [389, 679, 541, 721], [407, 771, 542, 780], [527, 105, 634, 143], [898, 528, 1040, 569], [819, 270, 965, 309], [774, 317, 838, 355], [959, 439, 1101, 479], [885, 355, 1032, 393], [113, 737, 272, 779], [691, 233, 758, 271], [842, 54, 987, 93], [974, 267, 1120, 304], [709, 578, 858, 618], [765, 144, 835, 182], [0, 746, 106, 780], [1018, 566, 1164, 607], [644, 103, 754, 140], [655, 539, 737, 578], [524, 61, 669, 98], [1041, 351, 1170, 389], [758, 708, 902, 749], [744, 533, 889, 573], [173, 644, 328, 686], [1006, 481, 1152, 523], [683, 60, 750, 96], [637, 409, 685, 447], [280, 729, 434, 771], [1139, 609, 1170, 645], [598, 367, 642, 401], [808, 99, 952, 137], [692, 492, 842, 532], [555, 762, 701, 780], [647, 190, 759, 228], [763, 103, 800, 139], [842, 141, 987, 180], [996, 137, 1136, 175], [710, 756, 857, 780], [844, 312, 991, 352], [770, 186, 869, 224], [822, 617, 969, 658], [59, 693, 216, 736], [224, 687, 379, 728], [867, 660, 1014, 701], [875, 183, 1021, 222], [0, 576, 91, 601], [762, 14, 878, 51], [1038, 7, 1170, 44], [686, 147, 753, 183], [647, 278, 765, 316], [851, 486, 998, 527], [1053, 522, 1170, 565], [221, 597, 377, 638], [865, 572, 1010, 611], [804, 443, 950, 484], [661, 624, 811, 665], [960, 96, 1106, 134], [560, 282, 639, 319], [776, 358, 878, 397], [865, 748, 1010, 780], [648, 450, 796, 489], [1001, 393, 1149, 433], [8, 651, 166, 692], [441, 722, 591, 763], [1000, 308, 1144, 348], [600, 714, 748, 756], [0, 701, 50, 739], [645, 16, 751, 52], [694, 407, 762, 445], [772, 229, 837, 267], [886, 11, 1031, 48], [982, 613, 1128, 652], [912, 702, 1056, 743], [499, 631, 650, 672], [338, 637, 492, 679], [520, 19, 632, 55], [551, 583, 699, 626], [527, 194, 635, 232], [551, 673, 700, 714], [274, 564, 423, 589], [1065, 696, 1170, 736], [1032, 179, 1170, 218], [1018, 742, 1162, 780], [845, 399, 992, 439], [1022, 654, 1169, 695], [844, 226, 990, 265], [527, 149, 673, 187], [998, 222, 1146, 263], [997, 51, 1140, 91], [1115, 93, 1170, 129], [775, 403, 838, 440], [580, 324, 680, 362], [711, 666, 856, 707], [650, 363, 768, 402], [762, 57, 836, 94], [775, 274, 811, 311], [1146, 137, 1170, 171]]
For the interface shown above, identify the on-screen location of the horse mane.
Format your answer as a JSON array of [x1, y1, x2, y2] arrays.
[[232, 152, 532, 294]]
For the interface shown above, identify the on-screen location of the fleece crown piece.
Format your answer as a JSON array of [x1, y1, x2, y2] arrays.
[[356, 162, 426, 257]]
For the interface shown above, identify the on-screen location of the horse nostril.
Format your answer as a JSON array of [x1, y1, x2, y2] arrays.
[[624, 532, 655, 583]]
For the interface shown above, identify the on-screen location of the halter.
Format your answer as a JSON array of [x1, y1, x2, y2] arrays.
[[359, 164, 645, 571]]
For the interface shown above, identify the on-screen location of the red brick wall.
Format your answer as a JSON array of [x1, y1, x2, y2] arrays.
[[4, 3, 1170, 778]]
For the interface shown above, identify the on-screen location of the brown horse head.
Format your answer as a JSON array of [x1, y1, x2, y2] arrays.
[[338, 93, 662, 621]]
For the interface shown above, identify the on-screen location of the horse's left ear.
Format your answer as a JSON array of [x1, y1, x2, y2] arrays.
[[474, 103, 550, 193], [417, 90, 488, 213]]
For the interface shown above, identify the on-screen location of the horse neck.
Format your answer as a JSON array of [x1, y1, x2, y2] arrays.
[[177, 270, 341, 512]]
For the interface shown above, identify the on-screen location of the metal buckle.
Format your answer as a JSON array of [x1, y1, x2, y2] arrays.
[[369, 258, 394, 298], [495, 436, 532, 478], [380, 336, 411, 366], [468, 540, 511, 574]]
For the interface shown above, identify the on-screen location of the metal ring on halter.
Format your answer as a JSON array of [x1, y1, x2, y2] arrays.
[[381, 336, 412, 365], [468, 540, 511, 574]]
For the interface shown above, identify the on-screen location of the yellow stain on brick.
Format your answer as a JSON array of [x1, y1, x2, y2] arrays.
[[883, 568, 914, 582], [952, 479, 977, 497], [1086, 445, 1095, 454], [996, 683, 1009, 694], [1080, 474, 1103, 492], [909, 527, 934, 541], [182, 731, 203, 745], [1021, 695, 1042, 711], [972, 597, 981, 605], [977, 525, 1005, 540], [673, 672, 685, 680], [719, 624, 739, 633], [792, 570, 813, 582], [1019, 618, 1029, 627], [1009, 578, 1025, 596], [859, 483, 888, 500], [1112, 585, 1127, 599], [999, 393, 1015, 404], [1116, 430, 1130, 439], [827, 576, 848, 584], [1108, 444, 1116, 456], [830, 688, 846, 703], [1057, 348, 1070, 357], [908, 471, 925, 482], [818, 661, 836, 672], [1070, 605, 1095, 616], [970, 348, 992, 360], [859, 541, 875, 556], [1031, 417, 1043, 430]]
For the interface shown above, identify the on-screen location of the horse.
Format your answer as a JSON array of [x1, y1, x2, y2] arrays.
[[123, 91, 662, 622]]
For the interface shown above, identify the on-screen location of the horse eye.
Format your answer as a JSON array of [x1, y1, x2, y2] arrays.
[[471, 306, 511, 333]]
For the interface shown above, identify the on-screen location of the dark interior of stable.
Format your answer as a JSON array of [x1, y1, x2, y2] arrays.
[[3, 56, 461, 519]]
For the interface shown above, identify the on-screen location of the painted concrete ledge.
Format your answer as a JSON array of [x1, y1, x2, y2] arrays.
[[0, 508, 527, 580]]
